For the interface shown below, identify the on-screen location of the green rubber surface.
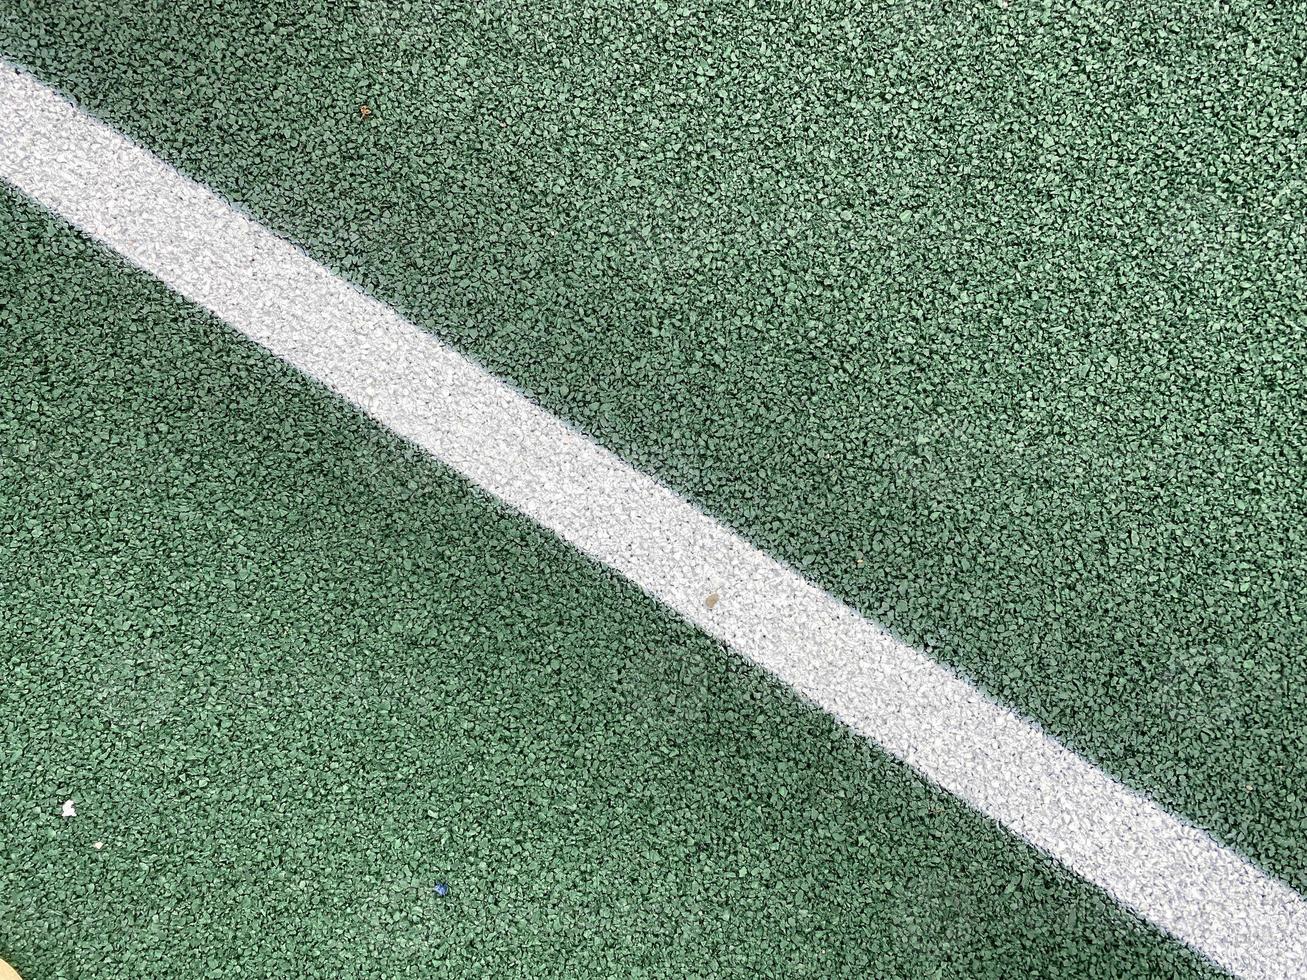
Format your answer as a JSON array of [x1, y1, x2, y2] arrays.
[[2, 0, 1301, 894], [0, 188, 1219, 976]]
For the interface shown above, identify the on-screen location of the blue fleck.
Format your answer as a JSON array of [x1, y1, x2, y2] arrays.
[[434, 883, 450, 897]]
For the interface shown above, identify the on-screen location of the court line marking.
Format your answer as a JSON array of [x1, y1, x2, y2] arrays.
[[1, 64, 1303, 979]]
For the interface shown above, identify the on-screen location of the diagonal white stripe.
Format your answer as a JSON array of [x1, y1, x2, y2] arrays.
[[1, 63, 1303, 978]]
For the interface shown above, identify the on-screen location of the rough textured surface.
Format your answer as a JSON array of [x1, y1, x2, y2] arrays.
[[3, 67, 1301, 977], [1, 0, 1302, 897], [0, 188, 1219, 977]]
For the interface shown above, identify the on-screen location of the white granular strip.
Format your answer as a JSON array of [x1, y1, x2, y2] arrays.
[[1, 64, 1302, 978]]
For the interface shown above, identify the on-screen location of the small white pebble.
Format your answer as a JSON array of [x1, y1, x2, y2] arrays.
[[93, 841, 104, 850], [61, 799, 76, 818]]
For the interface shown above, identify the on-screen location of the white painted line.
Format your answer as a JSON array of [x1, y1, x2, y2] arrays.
[[1, 64, 1303, 978]]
